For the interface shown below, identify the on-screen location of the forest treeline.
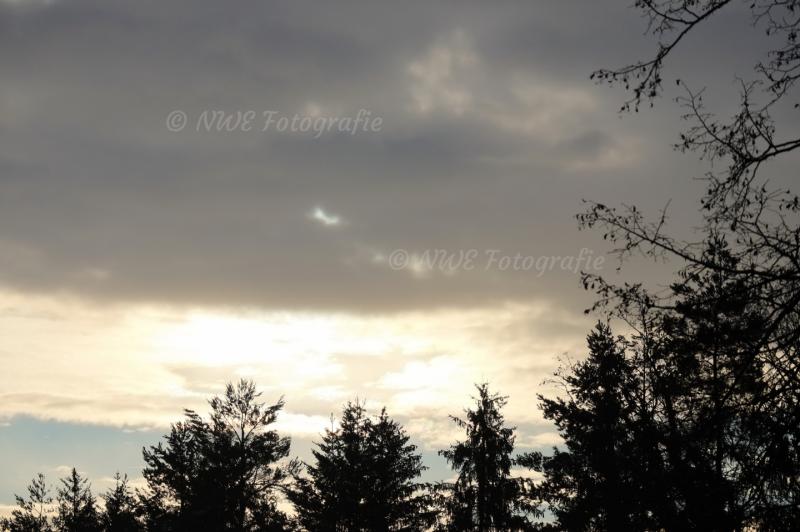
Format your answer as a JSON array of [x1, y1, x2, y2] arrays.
[[1, 379, 528, 531], [8, 379, 535, 532]]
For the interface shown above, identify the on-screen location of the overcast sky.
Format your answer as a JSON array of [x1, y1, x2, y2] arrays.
[[0, 0, 786, 509]]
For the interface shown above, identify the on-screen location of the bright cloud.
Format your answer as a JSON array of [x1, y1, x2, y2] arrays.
[[309, 206, 342, 227], [408, 30, 477, 115], [0, 289, 588, 448]]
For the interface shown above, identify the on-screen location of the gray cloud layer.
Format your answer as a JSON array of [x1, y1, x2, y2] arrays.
[[0, 0, 775, 312]]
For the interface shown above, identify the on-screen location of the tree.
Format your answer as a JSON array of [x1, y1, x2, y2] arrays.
[[53, 468, 100, 532], [140, 418, 203, 531], [203, 380, 293, 530], [2, 473, 53, 532], [653, 254, 797, 529], [593, 0, 800, 116], [438, 384, 532, 531], [287, 401, 431, 531], [521, 324, 656, 531], [100, 473, 141, 532], [565, 1, 800, 529], [140, 379, 293, 531], [530, 252, 799, 530], [580, 0, 800, 464]]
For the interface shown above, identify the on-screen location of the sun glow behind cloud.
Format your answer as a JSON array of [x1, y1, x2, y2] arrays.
[[0, 289, 588, 446]]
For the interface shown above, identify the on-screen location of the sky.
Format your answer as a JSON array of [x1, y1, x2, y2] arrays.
[[0, 0, 788, 510]]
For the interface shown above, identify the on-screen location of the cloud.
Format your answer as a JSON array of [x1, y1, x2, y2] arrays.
[[0, 0, 707, 313], [275, 412, 335, 437], [0, 290, 588, 441], [309, 206, 342, 227], [0, 0, 54, 6], [518, 431, 564, 448], [408, 30, 477, 116], [378, 356, 466, 391]]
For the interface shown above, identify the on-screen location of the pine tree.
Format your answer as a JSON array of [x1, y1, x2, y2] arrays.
[[439, 384, 530, 531], [652, 256, 786, 530], [288, 401, 431, 531], [53, 468, 100, 532], [99, 473, 141, 532], [529, 254, 800, 530], [2, 473, 54, 532], [521, 323, 654, 531]]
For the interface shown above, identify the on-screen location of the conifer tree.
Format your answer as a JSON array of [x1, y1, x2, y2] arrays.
[[100, 473, 141, 532], [2, 473, 54, 532], [53, 468, 100, 532], [520, 324, 653, 530], [439, 384, 531, 531], [529, 261, 800, 530], [288, 401, 431, 531]]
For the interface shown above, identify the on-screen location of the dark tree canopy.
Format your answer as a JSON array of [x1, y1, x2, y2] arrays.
[[2, 470, 102, 532], [53, 468, 100, 532], [140, 379, 293, 531], [2, 474, 53, 532], [437, 384, 534, 531], [287, 401, 431, 532], [582, 0, 800, 363], [565, 2, 800, 528], [531, 254, 800, 530], [100, 473, 141, 532], [520, 324, 652, 531]]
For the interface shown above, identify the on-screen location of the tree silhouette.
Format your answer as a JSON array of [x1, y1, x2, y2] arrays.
[[204, 380, 293, 530], [563, 0, 800, 529], [139, 418, 202, 531], [100, 473, 141, 532], [530, 248, 800, 529], [438, 384, 533, 531], [593, 0, 800, 115], [2, 474, 53, 532], [287, 400, 432, 531], [140, 379, 293, 531], [521, 324, 662, 531], [581, 3, 800, 456], [53, 468, 100, 532], [655, 253, 797, 529]]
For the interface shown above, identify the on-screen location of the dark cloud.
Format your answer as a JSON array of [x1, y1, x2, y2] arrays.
[[0, 0, 765, 311]]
